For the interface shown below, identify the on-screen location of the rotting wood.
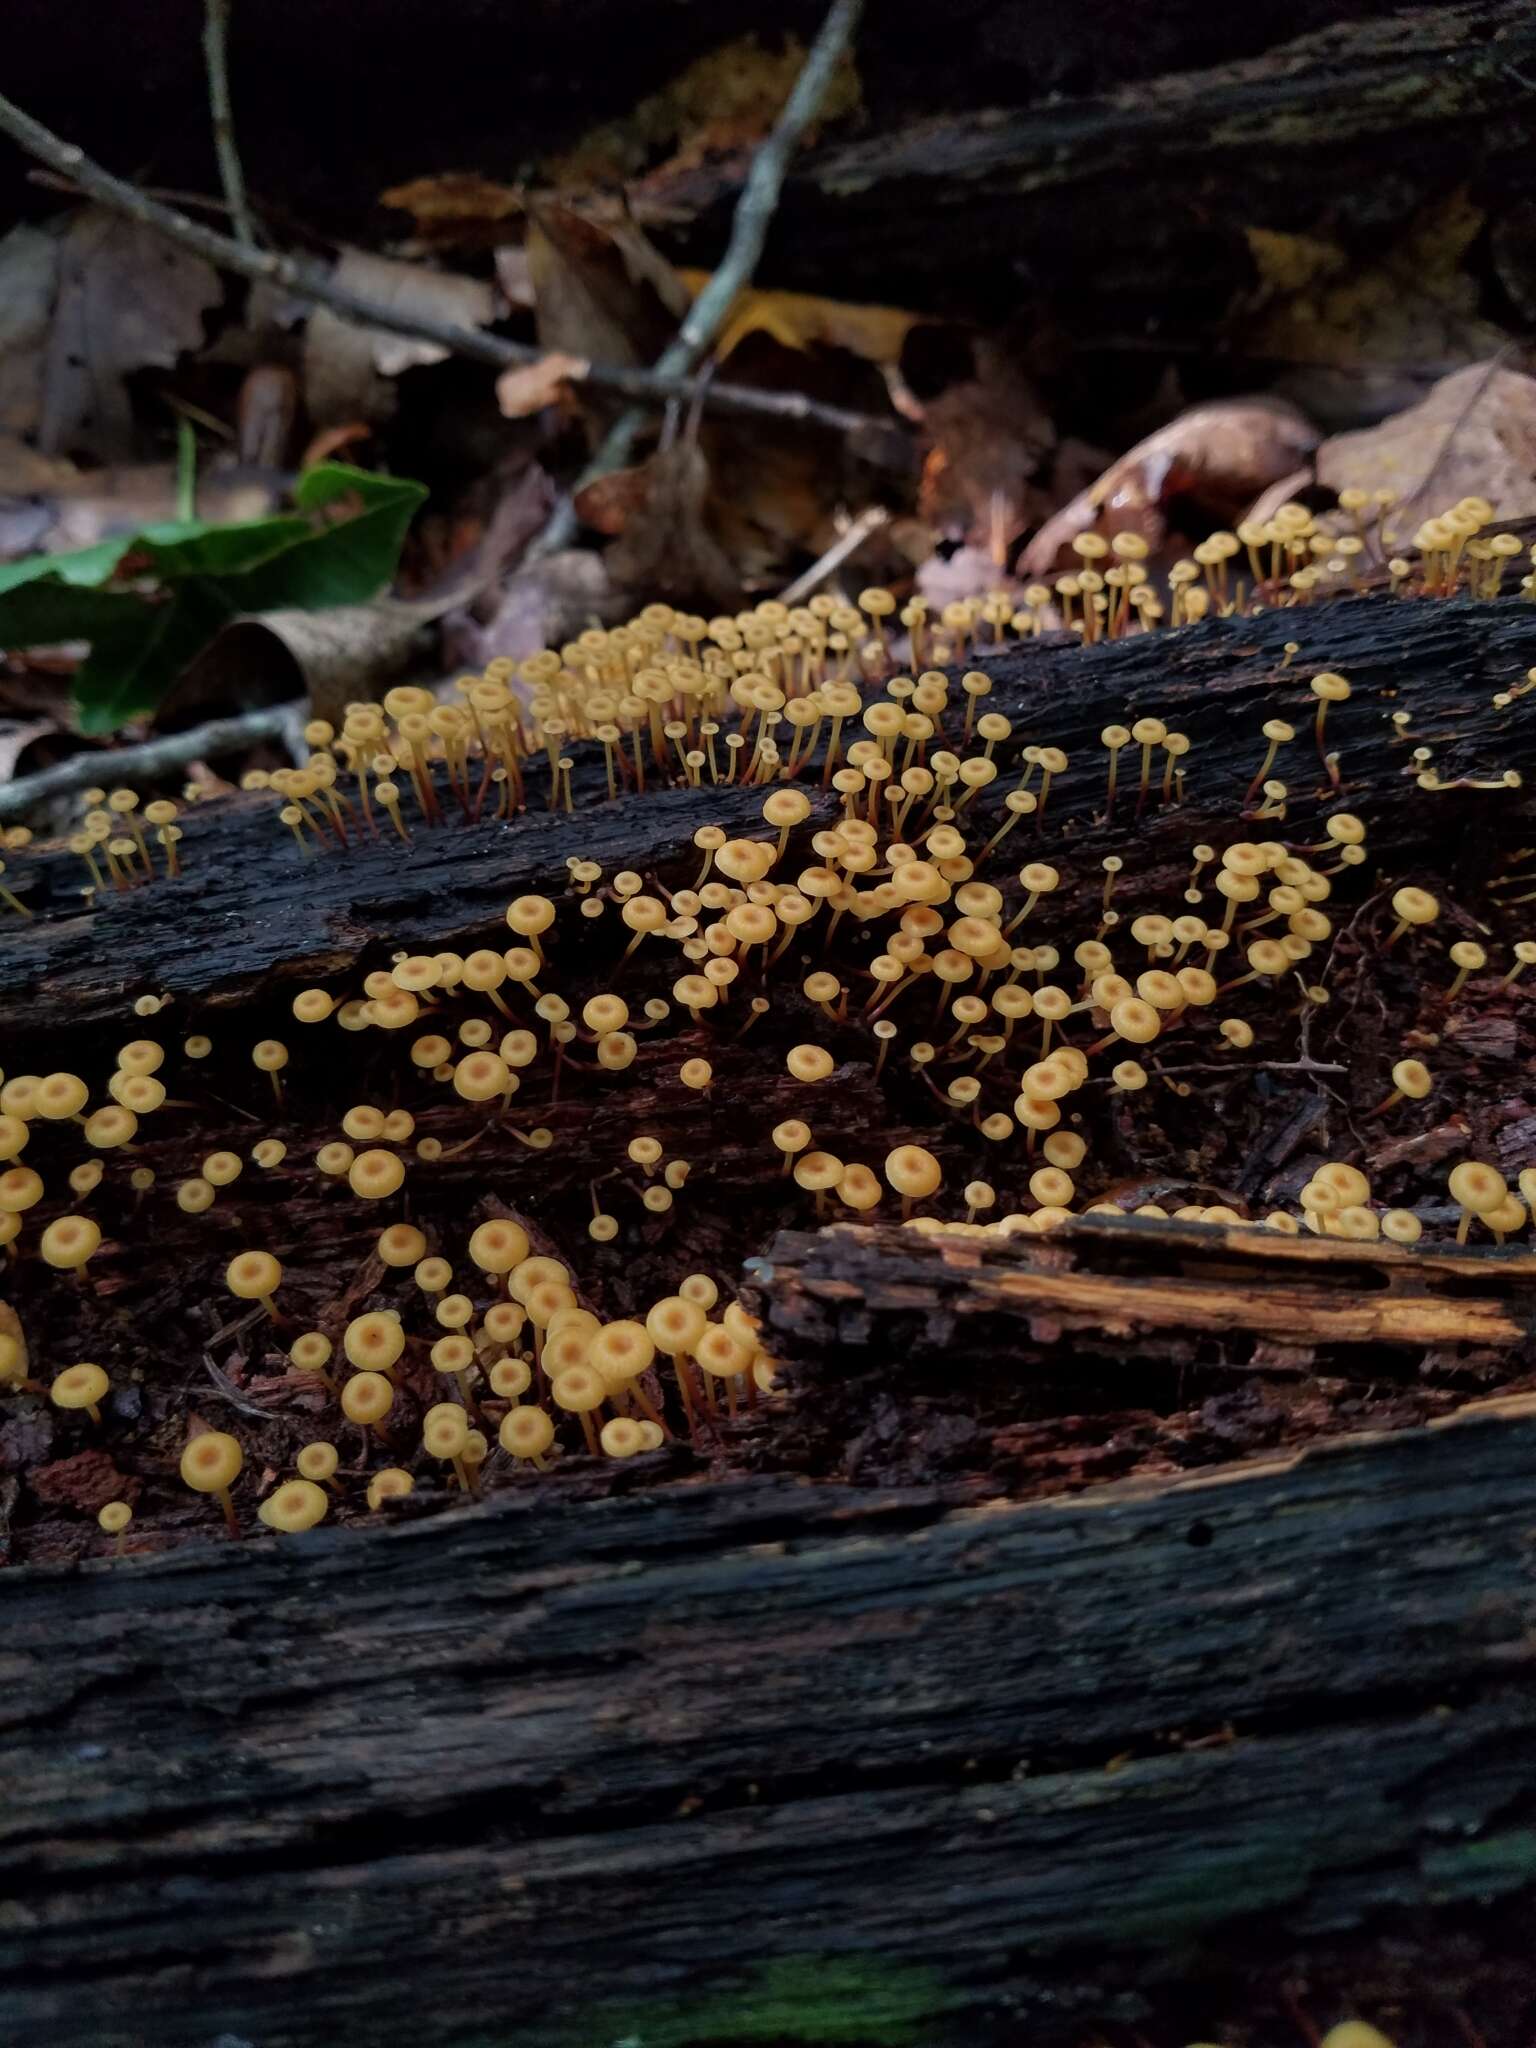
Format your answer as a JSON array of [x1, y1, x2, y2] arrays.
[[3, 592, 1533, 1036], [739, 1218, 1536, 1488], [754, 1215, 1536, 1355], [3, 1400, 1536, 2047], [664, 1, 1536, 321]]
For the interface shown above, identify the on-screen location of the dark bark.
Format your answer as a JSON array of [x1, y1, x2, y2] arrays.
[[656, 2, 1536, 321], [3, 1400, 1536, 2046], [5, 591, 1534, 1039]]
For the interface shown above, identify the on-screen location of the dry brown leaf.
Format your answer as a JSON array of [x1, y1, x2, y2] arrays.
[[302, 249, 499, 425], [1316, 361, 1536, 526], [0, 224, 58, 443], [380, 173, 525, 241], [549, 34, 860, 191], [0, 721, 58, 787], [447, 549, 619, 674], [1020, 398, 1318, 576], [675, 272, 916, 368], [495, 352, 591, 421], [526, 203, 688, 373], [0, 433, 78, 499], [596, 441, 741, 606], [494, 244, 535, 311], [914, 336, 1054, 556], [38, 209, 221, 462], [571, 463, 652, 538], [1238, 192, 1512, 426]]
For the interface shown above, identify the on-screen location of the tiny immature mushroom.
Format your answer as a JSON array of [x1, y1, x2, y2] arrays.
[[1383, 886, 1439, 950], [40, 1215, 102, 1273], [251, 1038, 289, 1103], [258, 1478, 330, 1532], [50, 1361, 110, 1424], [180, 1430, 245, 1537], [367, 1468, 415, 1510], [1370, 1059, 1432, 1115], [499, 1404, 555, 1469], [98, 1500, 133, 1556], [1445, 940, 1487, 999], [226, 1250, 283, 1320], [340, 1370, 395, 1439], [1447, 1160, 1509, 1245]]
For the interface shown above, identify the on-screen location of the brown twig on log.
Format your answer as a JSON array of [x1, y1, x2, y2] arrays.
[[200, 0, 255, 253], [527, 0, 867, 558]]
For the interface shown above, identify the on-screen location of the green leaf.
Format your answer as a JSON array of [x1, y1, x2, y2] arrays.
[[0, 537, 136, 595], [232, 465, 427, 613], [73, 583, 236, 736], [0, 461, 426, 732], [0, 579, 150, 646], [135, 515, 313, 582]]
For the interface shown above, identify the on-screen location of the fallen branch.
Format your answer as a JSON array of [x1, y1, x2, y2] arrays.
[[0, 91, 892, 443], [527, 0, 867, 560], [201, 0, 256, 253], [777, 504, 890, 604], [0, 703, 308, 823]]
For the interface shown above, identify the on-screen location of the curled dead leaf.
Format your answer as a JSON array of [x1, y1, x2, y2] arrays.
[[1020, 398, 1318, 576], [380, 172, 525, 241], [526, 203, 688, 373], [675, 272, 917, 369], [495, 352, 591, 420], [1316, 361, 1536, 528], [572, 464, 651, 538]]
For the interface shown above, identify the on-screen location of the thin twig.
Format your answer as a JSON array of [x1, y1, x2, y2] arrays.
[[0, 89, 890, 443], [778, 505, 889, 604], [0, 703, 307, 823], [527, 0, 866, 561], [201, 0, 256, 251]]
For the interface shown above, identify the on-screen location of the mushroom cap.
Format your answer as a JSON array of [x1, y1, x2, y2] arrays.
[[600, 1417, 647, 1458], [344, 1313, 406, 1372], [227, 1250, 282, 1299], [422, 1404, 470, 1459], [378, 1223, 428, 1268], [1390, 885, 1439, 926], [884, 1144, 942, 1198], [500, 1405, 556, 1457], [367, 1468, 415, 1509], [51, 1362, 110, 1411], [40, 1215, 102, 1270], [181, 1430, 244, 1492], [341, 1371, 395, 1424], [1448, 1161, 1508, 1215], [258, 1479, 329, 1532]]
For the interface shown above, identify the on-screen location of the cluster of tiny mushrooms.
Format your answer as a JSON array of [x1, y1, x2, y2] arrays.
[[1, 491, 1533, 1554]]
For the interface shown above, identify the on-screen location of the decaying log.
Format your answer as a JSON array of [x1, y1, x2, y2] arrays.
[[3, 1396, 1536, 2046], [4, 592, 1533, 1038], [753, 1215, 1536, 1365], [743, 1217, 1536, 1482], [659, 1, 1536, 320]]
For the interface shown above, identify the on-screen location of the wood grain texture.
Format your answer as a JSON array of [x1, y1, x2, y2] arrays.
[[4, 1398, 1536, 2046], [751, 1215, 1536, 1361]]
